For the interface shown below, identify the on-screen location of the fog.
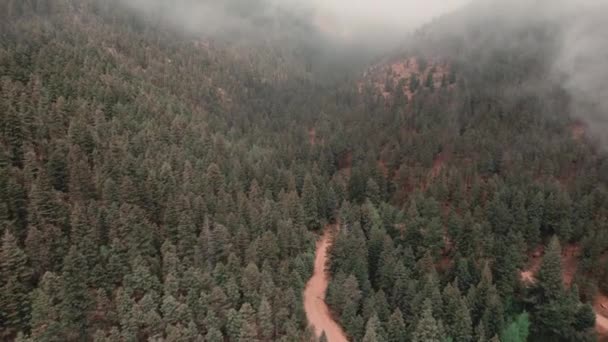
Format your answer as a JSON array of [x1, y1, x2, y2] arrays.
[[407, 0, 608, 146], [114, 0, 470, 44], [113, 0, 608, 144], [552, 0, 608, 146], [306, 0, 470, 40]]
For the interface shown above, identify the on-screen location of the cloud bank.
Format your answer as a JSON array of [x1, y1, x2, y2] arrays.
[[307, 0, 470, 40], [111, 0, 608, 145], [112, 0, 471, 44], [552, 0, 608, 145]]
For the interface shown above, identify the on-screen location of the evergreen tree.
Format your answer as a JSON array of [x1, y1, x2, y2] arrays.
[[30, 272, 62, 341], [413, 299, 442, 342], [238, 303, 259, 342], [387, 309, 407, 342], [537, 236, 563, 301], [501, 312, 530, 342], [0, 230, 32, 336], [363, 314, 386, 342], [1, 2, 608, 341], [302, 174, 319, 230], [59, 246, 93, 339], [452, 297, 473, 342], [258, 296, 274, 340]]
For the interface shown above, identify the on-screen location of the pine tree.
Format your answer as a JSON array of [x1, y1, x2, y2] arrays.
[[452, 297, 473, 342], [0, 230, 32, 336], [410, 74, 420, 92], [205, 326, 224, 342], [59, 246, 92, 339], [5, 102, 24, 167], [326, 186, 338, 221], [526, 191, 543, 247], [424, 217, 444, 259], [537, 236, 563, 301], [30, 272, 62, 341], [443, 284, 473, 342], [481, 287, 505, 339], [206, 163, 224, 196], [70, 204, 100, 285], [413, 299, 442, 342], [238, 303, 259, 342], [387, 309, 406, 342], [258, 296, 274, 340], [501, 312, 530, 342], [363, 314, 386, 342], [494, 231, 525, 297], [368, 225, 386, 285], [366, 178, 381, 205], [302, 174, 319, 230], [362, 327, 380, 342], [226, 308, 242, 341], [426, 72, 435, 91]]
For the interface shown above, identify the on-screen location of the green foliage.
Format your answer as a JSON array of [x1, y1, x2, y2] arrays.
[[531, 238, 595, 341], [537, 237, 564, 301], [413, 299, 443, 342], [0, 230, 32, 336], [500, 312, 530, 342], [1, 1, 608, 341]]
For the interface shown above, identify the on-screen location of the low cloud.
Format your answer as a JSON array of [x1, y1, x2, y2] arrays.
[[307, 0, 470, 40], [552, 0, 608, 145], [111, 0, 608, 145], [112, 0, 470, 44]]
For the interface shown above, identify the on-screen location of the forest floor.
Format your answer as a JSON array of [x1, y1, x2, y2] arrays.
[[309, 128, 317, 146], [519, 244, 608, 339], [594, 294, 608, 341], [303, 227, 348, 342]]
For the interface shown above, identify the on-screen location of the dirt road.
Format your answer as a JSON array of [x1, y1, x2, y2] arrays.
[[303, 230, 348, 342], [520, 245, 608, 340], [597, 313, 608, 334], [595, 294, 608, 341]]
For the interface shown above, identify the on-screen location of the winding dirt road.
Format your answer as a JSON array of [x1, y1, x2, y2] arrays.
[[303, 230, 348, 342]]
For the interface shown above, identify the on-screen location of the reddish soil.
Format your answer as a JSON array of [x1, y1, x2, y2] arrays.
[[520, 244, 608, 339], [437, 236, 455, 271], [570, 121, 586, 141], [337, 151, 353, 178], [595, 294, 608, 340], [561, 244, 580, 287], [519, 244, 580, 286], [216, 87, 231, 104], [377, 160, 389, 178], [430, 152, 448, 179], [520, 246, 543, 284], [309, 128, 317, 146], [303, 228, 348, 342], [419, 151, 449, 191], [358, 57, 452, 102]]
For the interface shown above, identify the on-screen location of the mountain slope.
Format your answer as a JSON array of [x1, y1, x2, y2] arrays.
[[0, 1, 607, 342]]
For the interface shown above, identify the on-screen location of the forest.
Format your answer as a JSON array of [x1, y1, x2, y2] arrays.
[[1, 0, 607, 341]]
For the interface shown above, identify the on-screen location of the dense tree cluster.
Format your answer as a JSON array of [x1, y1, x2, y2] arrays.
[[323, 11, 606, 342], [1, 1, 608, 342], [0, 1, 335, 340]]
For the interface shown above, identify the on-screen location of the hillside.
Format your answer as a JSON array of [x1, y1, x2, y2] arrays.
[[1, 0, 608, 342]]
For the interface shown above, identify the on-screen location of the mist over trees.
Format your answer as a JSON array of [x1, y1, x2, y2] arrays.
[[0, 0, 608, 341]]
